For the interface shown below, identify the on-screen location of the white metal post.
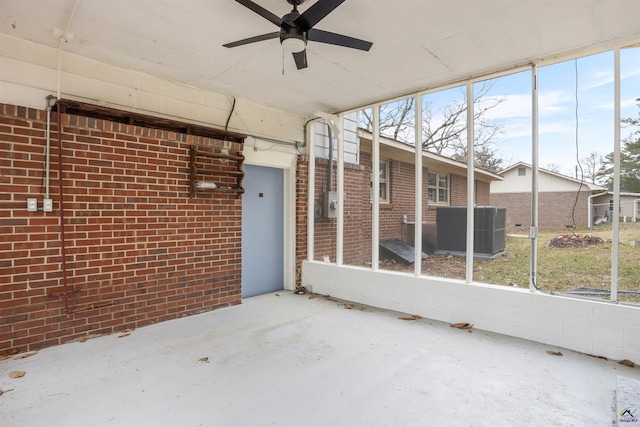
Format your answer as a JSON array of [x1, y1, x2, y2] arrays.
[[530, 65, 539, 292], [414, 94, 423, 276], [611, 48, 621, 302], [465, 82, 475, 283], [307, 121, 316, 261], [372, 106, 380, 271], [337, 116, 344, 266]]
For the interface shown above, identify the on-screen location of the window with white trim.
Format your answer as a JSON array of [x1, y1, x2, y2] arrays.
[[428, 171, 449, 204], [371, 160, 389, 203]]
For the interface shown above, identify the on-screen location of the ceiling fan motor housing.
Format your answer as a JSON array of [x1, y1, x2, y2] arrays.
[[280, 23, 307, 45], [280, 9, 307, 50]]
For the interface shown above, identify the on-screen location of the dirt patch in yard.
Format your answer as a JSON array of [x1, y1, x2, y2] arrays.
[[548, 234, 605, 248], [379, 255, 468, 280]]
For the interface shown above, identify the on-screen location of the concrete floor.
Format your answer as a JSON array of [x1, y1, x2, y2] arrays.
[[1, 291, 639, 427]]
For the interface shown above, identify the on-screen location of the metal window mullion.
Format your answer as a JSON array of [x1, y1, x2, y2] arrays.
[[337, 116, 344, 266], [414, 94, 423, 276], [465, 82, 475, 283], [307, 122, 316, 261], [530, 65, 539, 292], [372, 106, 380, 271], [611, 48, 621, 301]]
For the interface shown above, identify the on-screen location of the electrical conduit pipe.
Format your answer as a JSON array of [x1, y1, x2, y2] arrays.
[[56, 103, 70, 314]]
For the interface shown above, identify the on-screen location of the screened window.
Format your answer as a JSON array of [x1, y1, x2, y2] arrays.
[[428, 172, 449, 204]]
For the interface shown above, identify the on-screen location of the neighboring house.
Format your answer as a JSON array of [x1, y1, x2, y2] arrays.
[[311, 125, 503, 264], [490, 162, 638, 231], [591, 191, 640, 223]]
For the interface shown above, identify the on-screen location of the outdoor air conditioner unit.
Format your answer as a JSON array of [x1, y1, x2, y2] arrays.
[[435, 206, 506, 259]]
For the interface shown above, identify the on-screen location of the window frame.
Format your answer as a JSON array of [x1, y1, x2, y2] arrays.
[[427, 171, 449, 205], [371, 159, 390, 203]]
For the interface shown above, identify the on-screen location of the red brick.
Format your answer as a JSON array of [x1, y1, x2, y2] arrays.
[[1, 102, 244, 353]]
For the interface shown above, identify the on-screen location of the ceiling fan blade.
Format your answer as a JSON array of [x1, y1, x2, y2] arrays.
[[295, 0, 345, 30], [223, 32, 280, 48], [292, 50, 308, 70], [234, 0, 282, 26], [307, 29, 372, 51]]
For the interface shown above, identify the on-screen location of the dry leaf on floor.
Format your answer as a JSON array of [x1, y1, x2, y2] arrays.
[[546, 351, 563, 356], [198, 357, 209, 363], [450, 322, 473, 329], [308, 294, 316, 299], [344, 304, 354, 309], [9, 371, 25, 378], [79, 337, 87, 343], [619, 359, 635, 367], [117, 333, 131, 338], [13, 351, 37, 360], [275, 293, 280, 297], [588, 354, 608, 361], [411, 314, 423, 320], [399, 316, 417, 321], [122, 328, 134, 333]]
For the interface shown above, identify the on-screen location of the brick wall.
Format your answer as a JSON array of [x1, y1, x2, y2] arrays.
[[491, 190, 592, 231], [0, 103, 243, 352], [312, 158, 369, 266], [307, 152, 491, 265]]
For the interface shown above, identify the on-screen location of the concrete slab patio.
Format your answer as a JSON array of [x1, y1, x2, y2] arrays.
[[1, 291, 639, 426]]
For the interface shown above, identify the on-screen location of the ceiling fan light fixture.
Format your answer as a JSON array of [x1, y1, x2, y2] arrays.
[[281, 36, 306, 53]]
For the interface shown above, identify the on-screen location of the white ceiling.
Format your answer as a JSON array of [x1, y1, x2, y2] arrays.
[[2, 0, 640, 118]]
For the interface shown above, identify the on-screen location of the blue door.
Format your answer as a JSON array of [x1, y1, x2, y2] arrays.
[[242, 165, 284, 298]]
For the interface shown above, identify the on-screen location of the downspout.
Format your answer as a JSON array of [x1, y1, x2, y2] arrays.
[[634, 198, 640, 223], [326, 124, 333, 193], [56, 105, 70, 314], [588, 191, 608, 230]]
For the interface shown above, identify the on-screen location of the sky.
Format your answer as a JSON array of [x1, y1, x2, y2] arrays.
[[472, 47, 640, 176], [361, 47, 640, 179]]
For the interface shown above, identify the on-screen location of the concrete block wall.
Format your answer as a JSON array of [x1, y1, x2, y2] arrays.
[[302, 261, 640, 362], [0, 103, 243, 352]]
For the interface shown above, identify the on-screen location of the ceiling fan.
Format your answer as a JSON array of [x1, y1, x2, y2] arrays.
[[223, 0, 373, 70]]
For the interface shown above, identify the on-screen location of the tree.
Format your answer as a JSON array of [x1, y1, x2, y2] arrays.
[[360, 81, 506, 173], [580, 151, 608, 185], [602, 98, 640, 192], [546, 163, 561, 173]]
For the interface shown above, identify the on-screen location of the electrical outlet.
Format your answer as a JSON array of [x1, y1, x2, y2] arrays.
[[43, 198, 53, 212], [27, 198, 38, 212]]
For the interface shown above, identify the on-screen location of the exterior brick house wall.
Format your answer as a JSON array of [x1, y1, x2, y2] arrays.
[[491, 190, 591, 231], [307, 151, 491, 266], [1, 103, 243, 352]]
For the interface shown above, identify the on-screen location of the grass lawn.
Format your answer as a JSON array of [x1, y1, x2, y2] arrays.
[[472, 222, 640, 303]]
